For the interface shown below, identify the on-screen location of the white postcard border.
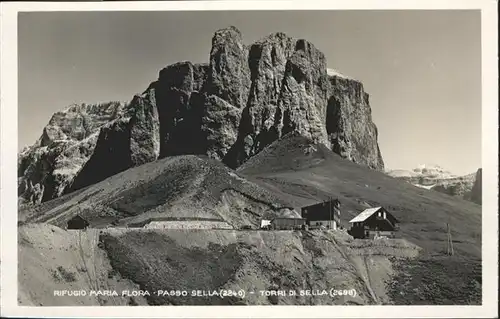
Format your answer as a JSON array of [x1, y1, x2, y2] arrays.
[[1, 1, 498, 318]]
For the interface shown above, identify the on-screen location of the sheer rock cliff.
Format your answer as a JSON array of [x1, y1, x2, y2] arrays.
[[18, 26, 384, 205]]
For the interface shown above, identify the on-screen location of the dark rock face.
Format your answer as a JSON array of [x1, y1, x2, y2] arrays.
[[202, 95, 242, 160], [327, 76, 384, 170], [154, 61, 208, 157], [18, 26, 385, 204], [66, 118, 133, 193], [207, 26, 250, 109], [129, 88, 161, 166], [67, 88, 161, 193], [223, 34, 332, 168]]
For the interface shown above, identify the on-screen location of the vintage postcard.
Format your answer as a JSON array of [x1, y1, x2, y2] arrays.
[[0, 0, 498, 318]]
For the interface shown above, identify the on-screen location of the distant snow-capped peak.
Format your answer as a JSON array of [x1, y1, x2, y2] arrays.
[[386, 164, 457, 180], [412, 164, 455, 178]]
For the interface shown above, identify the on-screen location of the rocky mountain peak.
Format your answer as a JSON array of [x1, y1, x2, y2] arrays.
[[213, 25, 243, 39], [412, 164, 454, 177], [38, 101, 127, 147], [18, 27, 385, 205]]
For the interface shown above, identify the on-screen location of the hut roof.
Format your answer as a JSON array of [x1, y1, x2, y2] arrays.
[[349, 207, 383, 223]]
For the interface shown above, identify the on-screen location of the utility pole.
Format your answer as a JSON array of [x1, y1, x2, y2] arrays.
[[330, 197, 333, 230], [446, 222, 454, 256]]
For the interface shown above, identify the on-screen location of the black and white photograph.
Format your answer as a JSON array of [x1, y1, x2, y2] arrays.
[[0, 1, 498, 318]]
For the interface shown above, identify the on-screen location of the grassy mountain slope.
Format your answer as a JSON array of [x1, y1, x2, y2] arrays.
[[18, 134, 481, 306], [19, 155, 299, 229], [238, 134, 481, 258]]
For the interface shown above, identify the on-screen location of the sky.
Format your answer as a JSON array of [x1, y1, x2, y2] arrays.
[[18, 10, 481, 175]]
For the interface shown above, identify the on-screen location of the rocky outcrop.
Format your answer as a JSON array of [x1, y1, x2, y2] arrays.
[[468, 168, 482, 205], [67, 89, 161, 193], [18, 26, 385, 204], [431, 168, 482, 205], [18, 102, 127, 205], [327, 73, 384, 170], [129, 88, 161, 166], [223, 34, 333, 167], [430, 175, 476, 199], [207, 26, 250, 110], [154, 61, 208, 157]]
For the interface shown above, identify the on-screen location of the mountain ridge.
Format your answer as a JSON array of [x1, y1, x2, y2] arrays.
[[386, 165, 482, 204], [18, 26, 384, 205]]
